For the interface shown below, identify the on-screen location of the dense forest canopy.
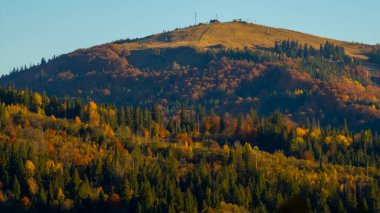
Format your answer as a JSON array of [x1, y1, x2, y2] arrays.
[[0, 86, 379, 212]]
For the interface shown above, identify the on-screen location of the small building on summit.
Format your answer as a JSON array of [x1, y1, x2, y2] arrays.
[[233, 19, 247, 24], [209, 19, 220, 24]]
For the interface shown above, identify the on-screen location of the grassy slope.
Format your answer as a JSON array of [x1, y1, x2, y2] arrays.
[[119, 22, 371, 59]]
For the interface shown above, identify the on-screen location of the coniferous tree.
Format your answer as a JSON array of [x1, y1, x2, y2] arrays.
[[13, 176, 21, 200]]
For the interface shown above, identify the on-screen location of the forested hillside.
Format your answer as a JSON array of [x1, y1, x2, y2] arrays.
[[0, 87, 379, 212], [1, 25, 379, 131]]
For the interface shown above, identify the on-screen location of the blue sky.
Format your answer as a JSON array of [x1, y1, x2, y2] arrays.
[[0, 0, 379, 74]]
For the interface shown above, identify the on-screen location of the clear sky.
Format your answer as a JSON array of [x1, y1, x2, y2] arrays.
[[0, 0, 379, 75]]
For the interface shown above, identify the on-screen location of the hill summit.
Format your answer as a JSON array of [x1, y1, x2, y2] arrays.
[[118, 21, 369, 58]]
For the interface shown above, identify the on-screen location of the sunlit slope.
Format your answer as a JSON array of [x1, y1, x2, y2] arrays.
[[121, 22, 369, 58]]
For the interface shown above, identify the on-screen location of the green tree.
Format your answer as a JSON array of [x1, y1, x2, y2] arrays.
[[13, 176, 21, 200], [0, 103, 6, 131], [39, 185, 47, 205]]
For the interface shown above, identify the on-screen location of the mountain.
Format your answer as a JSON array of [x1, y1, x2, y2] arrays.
[[1, 21, 379, 130], [1, 21, 380, 213]]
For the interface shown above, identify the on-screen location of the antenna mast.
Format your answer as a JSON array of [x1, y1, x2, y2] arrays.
[[195, 12, 197, 25]]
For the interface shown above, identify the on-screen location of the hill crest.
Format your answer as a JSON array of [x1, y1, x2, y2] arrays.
[[114, 21, 370, 59]]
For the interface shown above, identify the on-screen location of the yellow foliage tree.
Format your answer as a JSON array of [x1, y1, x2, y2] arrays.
[[33, 93, 43, 107], [177, 132, 192, 145], [294, 89, 304, 95], [290, 136, 305, 152], [33, 92, 43, 114], [342, 95, 350, 102], [324, 136, 332, 144], [27, 178, 38, 196], [336, 135, 351, 146], [295, 127, 308, 137], [57, 188, 65, 200], [310, 129, 321, 139], [25, 160, 35, 177], [89, 101, 100, 127], [103, 124, 115, 138], [222, 144, 230, 153], [75, 116, 81, 124]]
